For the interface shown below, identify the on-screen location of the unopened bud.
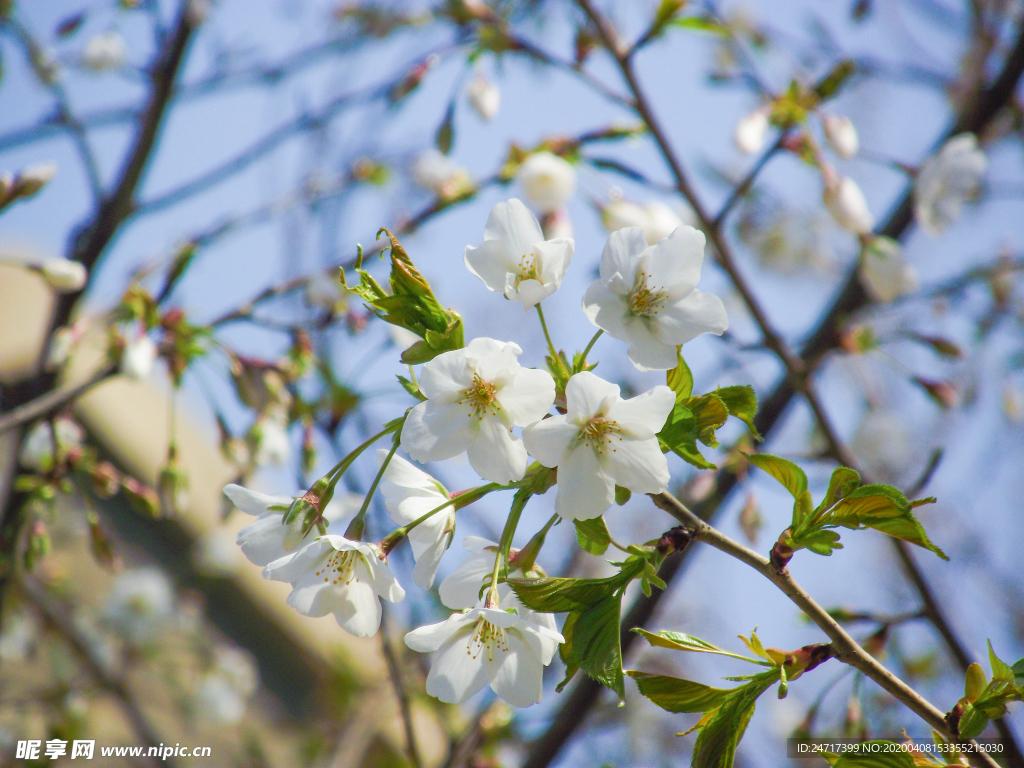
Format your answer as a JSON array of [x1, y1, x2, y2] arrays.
[[13, 163, 57, 199], [735, 107, 769, 154], [822, 113, 859, 159], [40, 259, 87, 293], [655, 526, 692, 556]]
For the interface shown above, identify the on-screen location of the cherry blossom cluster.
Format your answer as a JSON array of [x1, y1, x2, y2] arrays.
[[224, 197, 728, 708]]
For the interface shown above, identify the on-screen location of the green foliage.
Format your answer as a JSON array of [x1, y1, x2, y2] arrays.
[[950, 641, 1023, 739], [572, 593, 626, 702], [691, 670, 780, 768], [627, 673, 733, 713], [574, 516, 611, 556], [659, 352, 761, 468], [747, 458, 947, 561], [631, 629, 768, 665], [824, 744, 915, 768], [343, 230, 464, 364]]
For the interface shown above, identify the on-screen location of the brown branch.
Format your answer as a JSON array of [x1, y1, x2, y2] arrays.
[[0, 366, 115, 436], [649, 492, 1002, 768]]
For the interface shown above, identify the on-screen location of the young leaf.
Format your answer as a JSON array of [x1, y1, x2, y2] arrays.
[[988, 640, 1016, 684], [715, 385, 762, 440], [632, 628, 766, 664], [627, 672, 733, 713], [666, 348, 693, 402], [745, 453, 807, 498], [691, 669, 780, 768], [572, 593, 626, 702], [826, 744, 916, 767], [508, 560, 642, 613], [556, 611, 579, 693], [1011, 658, 1024, 688], [818, 466, 861, 512], [658, 404, 716, 470], [688, 393, 729, 447], [575, 516, 612, 556], [824, 485, 948, 560]]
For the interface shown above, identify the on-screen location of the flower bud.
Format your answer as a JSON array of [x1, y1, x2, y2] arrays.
[[12, 163, 57, 199], [81, 30, 126, 71], [822, 113, 858, 159], [40, 259, 87, 292], [120, 335, 158, 380], [734, 107, 769, 154], [517, 151, 576, 213], [824, 174, 874, 235], [466, 74, 500, 120], [858, 236, 917, 303]]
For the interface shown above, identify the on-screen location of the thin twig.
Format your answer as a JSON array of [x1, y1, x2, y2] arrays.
[[0, 366, 115, 436]]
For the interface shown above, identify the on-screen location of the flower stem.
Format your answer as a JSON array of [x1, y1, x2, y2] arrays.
[[327, 420, 403, 482], [488, 487, 532, 607], [535, 304, 568, 378], [344, 431, 400, 541], [378, 483, 506, 555], [580, 329, 603, 365]]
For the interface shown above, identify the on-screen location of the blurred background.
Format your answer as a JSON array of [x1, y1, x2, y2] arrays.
[[1, 0, 1023, 766]]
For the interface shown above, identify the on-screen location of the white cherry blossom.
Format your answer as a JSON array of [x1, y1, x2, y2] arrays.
[[401, 338, 555, 484], [602, 199, 693, 245], [824, 174, 874, 235], [121, 335, 157, 380], [523, 371, 675, 521], [464, 199, 574, 309], [582, 225, 728, 371], [735, 107, 769, 154], [412, 149, 472, 198], [405, 598, 563, 707], [379, 450, 456, 589], [466, 74, 500, 120], [914, 133, 987, 237], [859, 237, 918, 303], [517, 151, 576, 213], [263, 535, 404, 637], [82, 31, 126, 71], [822, 113, 859, 159]]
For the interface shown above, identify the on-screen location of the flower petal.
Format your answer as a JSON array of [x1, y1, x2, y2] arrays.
[[401, 401, 474, 463], [653, 289, 729, 346], [483, 198, 544, 256], [603, 435, 670, 495], [262, 538, 330, 583], [368, 556, 406, 604], [534, 237, 574, 285], [522, 415, 576, 468], [599, 227, 648, 283], [508, 277, 554, 309], [497, 367, 555, 426], [625, 321, 678, 372], [647, 225, 705, 289], [405, 611, 473, 652], [466, 416, 528, 484], [465, 238, 517, 293], [418, 348, 473, 400], [604, 385, 675, 436], [332, 577, 383, 637], [412, 529, 452, 590], [440, 551, 493, 609], [423, 624, 491, 704], [489, 630, 544, 707], [582, 279, 632, 341], [223, 484, 292, 516], [565, 371, 620, 423], [237, 513, 291, 566], [555, 445, 614, 520]]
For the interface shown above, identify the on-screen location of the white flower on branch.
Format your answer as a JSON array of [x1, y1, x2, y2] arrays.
[[120, 335, 157, 380], [401, 338, 555, 484], [379, 450, 455, 589], [859, 236, 918, 303], [19, 418, 83, 472], [40, 259, 87, 293], [404, 598, 563, 707], [82, 31, 126, 71], [523, 371, 675, 521], [914, 133, 987, 237], [734, 106, 769, 154], [602, 199, 694, 245], [262, 535, 404, 637], [464, 198, 574, 309], [412, 149, 471, 198], [439, 536, 506, 609], [824, 174, 874, 235], [822, 113, 859, 159], [466, 74, 500, 120], [517, 151, 576, 213], [582, 225, 728, 371], [104, 568, 174, 646]]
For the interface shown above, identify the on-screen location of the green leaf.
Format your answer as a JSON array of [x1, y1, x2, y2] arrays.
[[632, 629, 766, 664], [715, 385, 761, 440], [627, 672, 733, 713], [435, 102, 455, 154], [1011, 658, 1024, 688], [957, 703, 990, 740], [813, 59, 856, 101], [575, 517, 612, 556], [508, 569, 631, 613], [572, 594, 626, 702], [669, 15, 729, 35], [688, 393, 729, 447], [555, 611, 579, 693], [658, 404, 716, 469], [828, 743, 916, 768], [691, 670, 780, 768], [816, 466, 861, 515], [824, 485, 947, 560], [988, 641, 1015, 684], [614, 485, 632, 506], [666, 348, 693, 402], [745, 453, 807, 498], [396, 374, 426, 401]]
